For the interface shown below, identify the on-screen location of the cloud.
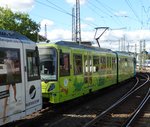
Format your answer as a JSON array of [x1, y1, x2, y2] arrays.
[[98, 30, 150, 51], [40, 28, 150, 52], [65, 0, 86, 5], [40, 19, 54, 29], [39, 28, 95, 42], [81, 31, 95, 41], [81, 24, 88, 29], [40, 29, 72, 41], [128, 30, 150, 40], [114, 11, 128, 17], [99, 29, 150, 41], [85, 17, 94, 22], [0, 0, 34, 12]]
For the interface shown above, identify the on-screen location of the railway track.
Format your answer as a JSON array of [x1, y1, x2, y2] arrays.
[[122, 88, 150, 127], [3, 73, 150, 127], [133, 98, 150, 127], [48, 73, 150, 127], [84, 73, 150, 127]]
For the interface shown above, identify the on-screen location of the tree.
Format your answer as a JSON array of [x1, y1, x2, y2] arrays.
[[0, 7, 43, 42]]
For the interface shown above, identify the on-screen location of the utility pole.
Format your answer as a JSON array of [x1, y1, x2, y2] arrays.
[[120, 35, 125, 51], [139, 40, 143, 70], [143, 40, 147, 66], [75, 0, 81, 44], [119, 40, 121, 51], [37, 31, 39, 43], [127, 42, 129, 52], [45, 24, 47, 40], [135, 43, 137, 54], [72, 7, 76, 42]]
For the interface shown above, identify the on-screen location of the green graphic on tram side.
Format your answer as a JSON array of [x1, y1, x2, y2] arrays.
[[73, 77, 84, 91], [95, 77, 105, 86]]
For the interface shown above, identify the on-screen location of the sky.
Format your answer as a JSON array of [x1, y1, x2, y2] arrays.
[[0, 0, 150, 52]]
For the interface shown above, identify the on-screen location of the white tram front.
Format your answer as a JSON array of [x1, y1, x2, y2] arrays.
[[0, 30, 42, 126]]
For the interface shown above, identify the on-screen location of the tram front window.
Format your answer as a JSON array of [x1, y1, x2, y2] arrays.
[[39, 48, 57, 81]]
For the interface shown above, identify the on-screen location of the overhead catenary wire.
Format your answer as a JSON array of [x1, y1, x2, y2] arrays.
[[35, 0, 72, 16], [87, 0, 124, 27], [94, 0, 143, 28], [87, 0, 112, 18], [125, 0, 142, 24], [94, 0, 117, 14], [35, 0, 98, 29], [46, 0, 73, 17], [139, 0, 150, 28], [86, 3, 106, 26]]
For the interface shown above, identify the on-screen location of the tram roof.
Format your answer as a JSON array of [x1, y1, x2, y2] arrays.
[[0, 30, 34, 44], [54, 41, 113, 52], [115, 51, 134, 57]]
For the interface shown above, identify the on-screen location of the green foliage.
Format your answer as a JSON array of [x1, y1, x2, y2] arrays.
[[0, 7, 40, 42]]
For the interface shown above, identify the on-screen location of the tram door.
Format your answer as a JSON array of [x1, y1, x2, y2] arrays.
[[59, 51, 73, 102], [84, 53, 93, 89], [23, 44, 42, 115]]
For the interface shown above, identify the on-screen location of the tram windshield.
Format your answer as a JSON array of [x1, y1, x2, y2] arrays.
[[38, 48, 57, 81]]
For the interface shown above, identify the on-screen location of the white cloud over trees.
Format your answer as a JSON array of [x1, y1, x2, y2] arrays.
[[0, 0, 34, 12]]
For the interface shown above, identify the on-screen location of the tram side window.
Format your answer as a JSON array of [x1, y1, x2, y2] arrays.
[[0, 48, 21, 85], [84, 56, 88, 73], [107, 57, 112, 69], [121, 58, 126, 69], [125, 58, 128, 67], [128, 58, 133, 71], [74, 54, 82, 75], [120, 58, 123, 68], [60, 53, 70, 76], [26, 50, 40, 81], [99, 56, 107, 74], [120, 58, 126, 71], [112, 57, 116, 71], [93, 56, 99, 73], [100, 57, 106, 69], [107, 57, 112, 73]]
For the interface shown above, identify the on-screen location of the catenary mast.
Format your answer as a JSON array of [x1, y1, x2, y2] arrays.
[[72, 7, 76, 41], [75, 0, 81, 44]]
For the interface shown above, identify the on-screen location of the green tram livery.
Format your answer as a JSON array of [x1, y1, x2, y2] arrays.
[[38, 41, 136, 104]]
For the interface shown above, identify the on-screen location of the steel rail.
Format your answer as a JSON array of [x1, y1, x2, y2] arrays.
[[122, 88, 150, 127], [83, 75, 149, 127]]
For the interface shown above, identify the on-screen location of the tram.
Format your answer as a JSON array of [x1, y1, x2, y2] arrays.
[[0, 30, 42, 126], [38, 41, 136, 104]]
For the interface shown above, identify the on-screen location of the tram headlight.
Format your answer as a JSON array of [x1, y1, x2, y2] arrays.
[[48, 84, 55, 91]]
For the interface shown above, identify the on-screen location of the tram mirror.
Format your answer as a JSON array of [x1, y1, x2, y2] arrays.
[[133, 58, 136, 64], [35, 46, 40, 66], [60, 49, 64, 66]]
